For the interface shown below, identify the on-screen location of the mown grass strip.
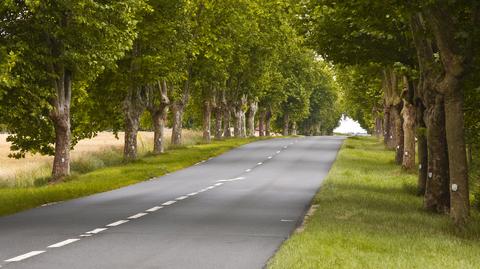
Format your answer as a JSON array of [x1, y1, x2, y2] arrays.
[[269, 136, 480, 269], [0, 137, 265, 217]]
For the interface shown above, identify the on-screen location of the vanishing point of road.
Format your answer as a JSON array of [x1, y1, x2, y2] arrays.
[[0, 137, 343, 269]]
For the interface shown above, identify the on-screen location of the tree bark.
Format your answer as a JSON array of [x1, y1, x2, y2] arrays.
[[233, 108, 242, 137], [383, 104, 393, 148], [424, 95, 450, 213], [258, 110, 266, 137], [214, 107, 223, 139], [247, 101, 258, 137], [171, 103, 184, 145], [402, 103, 416, 170], [391, 104, 404, 165], [152, 109, 167, 154], [146, 80, 169, 155], [416, 101, 428, 195], [170, 80, 189, 145], [444, 87, 469, 224], [265, 109, 272, 136], [283, 114, 289, 136], [50, 70, 72, 181], [291, 121, 297, 136], [223, 107, 232, 138], [123, 87, 145, 161], [202, 100, 211, 143]]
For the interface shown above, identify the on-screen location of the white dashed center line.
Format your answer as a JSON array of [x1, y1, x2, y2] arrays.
[[5, 251, 46, 262], [206, 186, 215, 190], [276, 151, 281, 154], [257, 162, 263, 165], [176, 196, 189, 201], [214, 183, 223, 186], [146, 206, 163, 212], [107, 220, 129, 227], [128, 213, 148, 219], [86, 228, 107, 234], [162, 200, 176, 206], [245, 169, 252, 172], [187, 192, 198, 196], [47, 239, 80, 248], [268, 156, 273, 159]]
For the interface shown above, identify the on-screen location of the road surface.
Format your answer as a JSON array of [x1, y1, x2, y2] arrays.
[[0, 137, 344, 269]]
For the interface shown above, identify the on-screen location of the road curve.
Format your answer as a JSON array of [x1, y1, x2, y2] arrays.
[[0, 136, 344, 269]]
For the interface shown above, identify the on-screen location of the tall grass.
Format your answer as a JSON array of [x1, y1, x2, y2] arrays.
[[0, 130, 203, 188]]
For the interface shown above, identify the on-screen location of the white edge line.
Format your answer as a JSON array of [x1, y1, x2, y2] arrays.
[[47, 238, 80, 248], [5, 251, 46, 262], [107, 220, 129, 227], [128, 213, 148, 219]]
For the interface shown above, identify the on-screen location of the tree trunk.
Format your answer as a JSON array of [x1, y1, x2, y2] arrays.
[[402, 102, 416, 170], [444, 88, 469, 225], [247, 101, 258, 137], [152, 110, 167, 154], [124, 112, 139, 161], [171, 103, 184, 145], [203, 100, 211, 143], [214, 108, 223, 139], [424, 96, 450, 213], [240, 111, 247, 138], [384, 105, 394, 149], [283, 114, 289, 136], [291, 121, 297, 136], [223, 107, 232, 138], [391, 104, 404, 165], [265, 110, 272, 136], [416, 101, 428, 195], [258, 110, 266, 137], [50, 70, 72, 181], [233, 108, 242, 137]]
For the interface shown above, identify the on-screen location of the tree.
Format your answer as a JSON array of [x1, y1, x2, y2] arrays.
[[0, 0, 146, 180]]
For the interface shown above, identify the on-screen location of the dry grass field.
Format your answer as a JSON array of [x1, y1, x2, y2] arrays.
[[0, 129, 202, 187]]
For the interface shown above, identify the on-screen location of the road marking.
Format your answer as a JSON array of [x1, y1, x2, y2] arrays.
[[268, 156, 273, 159], [283, 146, 288, 149], [206, 186, 215, 190], [187, 192, 198, 196], [86, 228, 107, 234], [257, 162, 263, 165], [214, 183, 223, 186], [280, 219, 295, 222], [5, 251, 46, 262], [217, 176, 245, 182], [80, 234, 93, 237], [245, 169, 251, 172], [107, 220, 129, 227], [146, 206, 163, 212], [48, 239, 80, 248], [276, 151, 281, 154], [162, 200, 176, 206], [176, 195, 189, 201], [128, 213, 148, 219]]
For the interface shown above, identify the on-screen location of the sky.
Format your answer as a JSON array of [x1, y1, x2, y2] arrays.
[[334, 115, 368, 134]]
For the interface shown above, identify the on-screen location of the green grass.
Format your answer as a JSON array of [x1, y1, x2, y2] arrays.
[[0, 137, 264, 217], [269, 136, 480, 269]]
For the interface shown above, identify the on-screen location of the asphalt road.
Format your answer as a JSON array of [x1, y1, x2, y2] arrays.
[[0, 136, 344, 269]]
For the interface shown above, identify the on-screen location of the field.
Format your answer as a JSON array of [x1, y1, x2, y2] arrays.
[[0, 130, 202, 187], [268, 137, 480, 269]]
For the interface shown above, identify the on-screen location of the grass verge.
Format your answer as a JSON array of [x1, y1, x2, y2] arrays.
[[0, 137, 264, 217], [268, 136, 480, 269]]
